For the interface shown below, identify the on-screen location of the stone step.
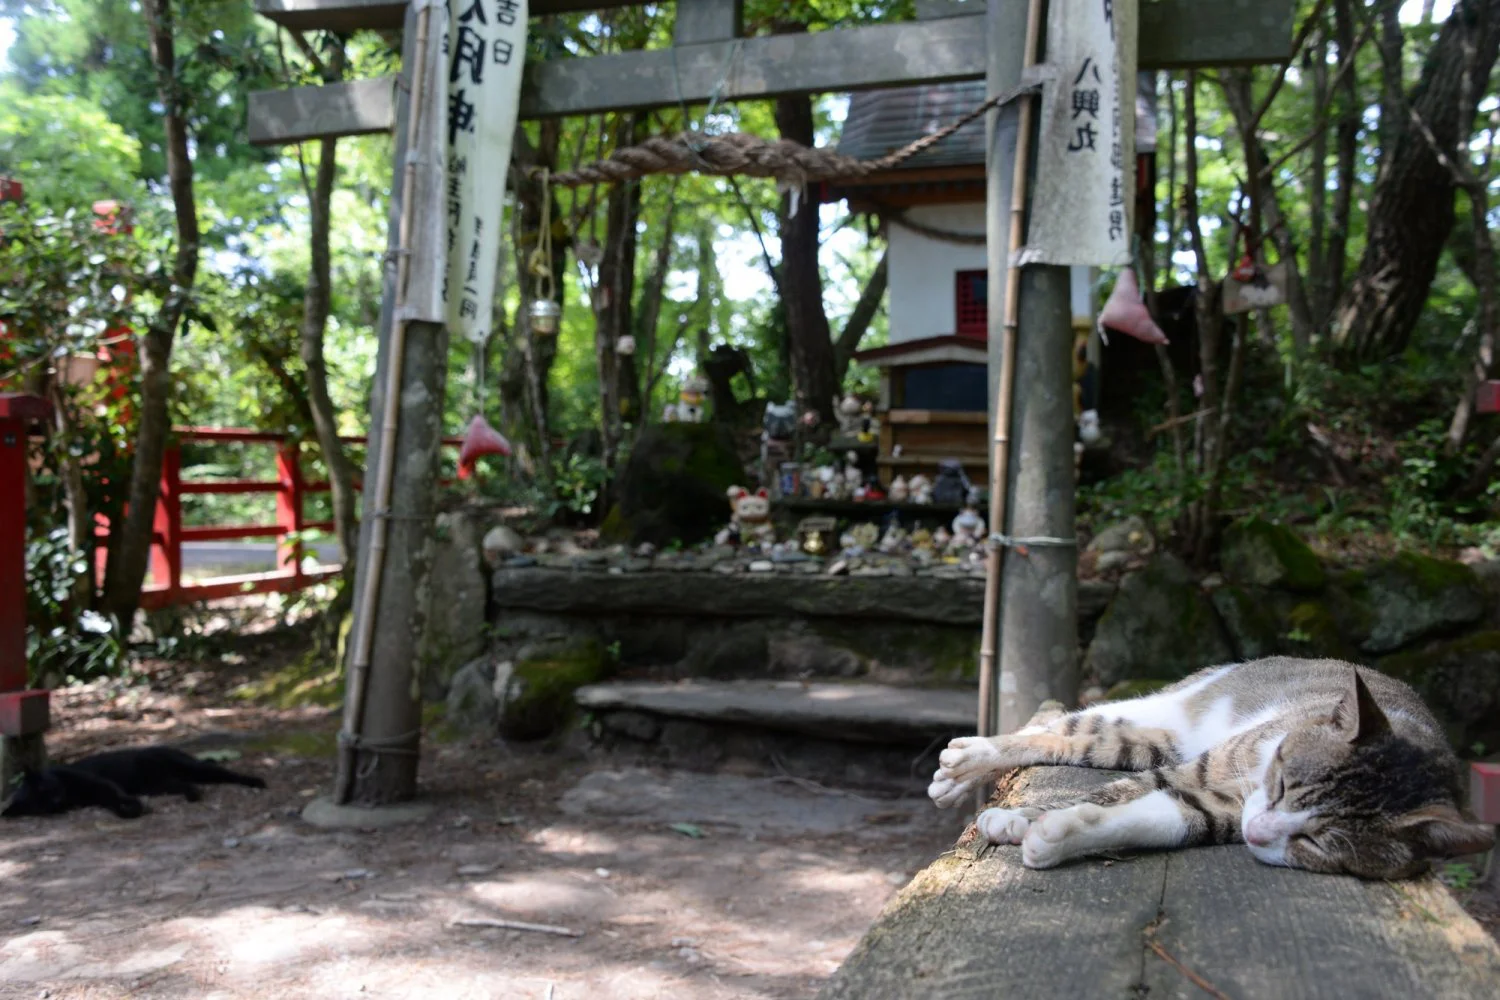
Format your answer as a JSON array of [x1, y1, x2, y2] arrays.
[[576, 679, 977, 746]]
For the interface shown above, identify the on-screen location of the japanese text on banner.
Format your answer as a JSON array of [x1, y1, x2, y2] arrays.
[[1022, 0, 1136, 268], [442, 0, 527, 344]]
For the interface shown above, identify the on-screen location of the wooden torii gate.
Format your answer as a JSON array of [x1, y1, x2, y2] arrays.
[[246, 0, 1295, 811]]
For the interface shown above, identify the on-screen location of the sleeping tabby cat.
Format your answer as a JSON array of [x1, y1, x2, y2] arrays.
[[929, 657, 1494, 878]]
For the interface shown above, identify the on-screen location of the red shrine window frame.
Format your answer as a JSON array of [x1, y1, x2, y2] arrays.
[[955, 269, 988, 339]]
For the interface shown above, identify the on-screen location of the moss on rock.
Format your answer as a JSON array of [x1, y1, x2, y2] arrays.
[[1221, 517, 1325, 592], [1102, 679, 1172, 702], [607, 423, 746, 547], [1084, 554, 1233, 685], [1379, 630, 1500, 752], [499, 636, 609, 741], [1211, 585, 1282, 660], [1339, 553, 1484, 654]]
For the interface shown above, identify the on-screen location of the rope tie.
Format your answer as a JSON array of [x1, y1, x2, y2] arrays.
[[547, 80, 1042, 188], [338, 727, 422, 783], [988, 532, 1077, 556]]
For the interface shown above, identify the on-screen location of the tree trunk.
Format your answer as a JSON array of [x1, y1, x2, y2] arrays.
[[832, 250, 888, 384], [299, 40, 359, 568], [1326, 0, 1360, 325], [1332, 0, 1500, 364], [1220, 72, 1316, 348], [632, 183, 678, 422], [1183, 73, 1231, 562], [102, 0, 199, 623], [1376, 0, 1407, 159], [594, 115, 642, 470], [1305, 24, 1330, 336], [502, 124, 565, 470], [775, 92, 838, 424]]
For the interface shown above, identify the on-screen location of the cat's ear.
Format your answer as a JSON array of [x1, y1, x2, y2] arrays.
[[1395, 803, 1496, 859], [1332, 670, 1390, 744]]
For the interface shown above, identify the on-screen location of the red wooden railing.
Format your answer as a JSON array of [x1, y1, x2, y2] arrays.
[[2, 394, 52, 737], [116, 427, 463, 610]]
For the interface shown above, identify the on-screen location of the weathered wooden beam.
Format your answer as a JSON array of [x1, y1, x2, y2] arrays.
[[525, 14, 988, 117], [673, 0, 742, 46], [254, 0, 667, 31], [247, 75, 394, 145], [255, 0, 405, 32], [1138, 0, 1297, 70], [821, 706, 1500, 1000], [247, 1, 1295, 143]]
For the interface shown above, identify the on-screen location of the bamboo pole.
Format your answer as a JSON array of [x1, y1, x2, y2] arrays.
[[335, 0, 435, 804], [977, 0, 1044, 744]]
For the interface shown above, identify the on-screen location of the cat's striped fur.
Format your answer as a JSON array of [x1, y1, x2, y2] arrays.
[[929, 657, 1494, 878]]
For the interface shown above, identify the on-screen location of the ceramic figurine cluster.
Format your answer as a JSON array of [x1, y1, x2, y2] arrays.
[[711, 482, 990, 568]]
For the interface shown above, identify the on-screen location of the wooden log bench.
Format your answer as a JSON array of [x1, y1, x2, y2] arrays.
[[821, 703, 1500, 1000]]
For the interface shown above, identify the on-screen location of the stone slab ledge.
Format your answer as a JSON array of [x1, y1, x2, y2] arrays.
[[493, 567, 1115, 628]]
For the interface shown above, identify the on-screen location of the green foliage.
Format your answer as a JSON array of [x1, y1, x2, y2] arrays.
[[25, 528, 124, 684], [549, 452, 609, 517], [0, 85, 141, 211]]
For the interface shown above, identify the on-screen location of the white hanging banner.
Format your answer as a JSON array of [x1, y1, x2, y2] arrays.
[[443, 0, 528, 344], [1020, 0, 1138, 268]]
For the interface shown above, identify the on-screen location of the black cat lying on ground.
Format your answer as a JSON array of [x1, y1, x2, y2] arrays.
[[2, 746, 266, 819]]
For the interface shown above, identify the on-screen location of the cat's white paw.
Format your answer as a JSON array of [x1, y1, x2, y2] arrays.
[[927, 737, 1004, 809], [1020, 805, 1104, 869], [977, 807, 1032, 845]]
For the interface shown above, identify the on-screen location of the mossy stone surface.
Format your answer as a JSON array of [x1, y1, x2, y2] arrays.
[[1274, 593, 1362, 661], [606, 423, 745, 547], [1220, 518, 1325, 592], [1101, 679, 1172, 702], [1379, 630, 1500, 752], [1340, 553, 1484, 654], [499, 636, 609, 741], [1211, 585, 1282, 660], [1084, 553, 1233, 685]]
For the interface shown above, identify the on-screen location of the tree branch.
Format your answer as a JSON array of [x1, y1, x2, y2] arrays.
[[833, 249, 887, 382]]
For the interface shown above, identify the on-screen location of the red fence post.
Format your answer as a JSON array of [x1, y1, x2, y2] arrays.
[[151, 445, 183, 603], [0, 394, 52, 739], [276, 444, 306, 582]]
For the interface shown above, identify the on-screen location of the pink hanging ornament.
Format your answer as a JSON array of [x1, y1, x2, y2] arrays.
[[458, 415, 512, 480], [1098, 268, 1169, 345]]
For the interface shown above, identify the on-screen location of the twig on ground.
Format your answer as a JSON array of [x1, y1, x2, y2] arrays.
[[768, 753, 876, 801], [452, 917, 582, 938], [1143, 924, 1233, 1000]]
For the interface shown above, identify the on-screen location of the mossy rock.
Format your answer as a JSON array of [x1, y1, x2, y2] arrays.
[[1220, 517, 1325, 592], [1379, 630, 1500, 753], [605, 423, 746, 547], [1211, 585, 1282, 661], [1102, 679, 1173, 702], [770, 620, 981, 683], [1275, 593, 1362, 661], [498, 636, 609, 741], [1084, 553, 1233, 685], [1339, 552, 1484, 654]]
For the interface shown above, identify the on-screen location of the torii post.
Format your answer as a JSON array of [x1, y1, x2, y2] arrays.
[[247, 0, 1295, 812]]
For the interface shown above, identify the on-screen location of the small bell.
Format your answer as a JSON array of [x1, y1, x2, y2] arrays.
[[528, 298, 561, 335]]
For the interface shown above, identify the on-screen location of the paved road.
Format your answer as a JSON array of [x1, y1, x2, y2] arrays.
[[181, 540, 342, 571]]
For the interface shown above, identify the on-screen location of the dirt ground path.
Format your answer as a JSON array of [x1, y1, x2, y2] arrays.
[[1, 675, 965, 1000]]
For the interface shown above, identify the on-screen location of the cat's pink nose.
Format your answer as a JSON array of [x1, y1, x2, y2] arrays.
[[1244, 815, 1277, 847]]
